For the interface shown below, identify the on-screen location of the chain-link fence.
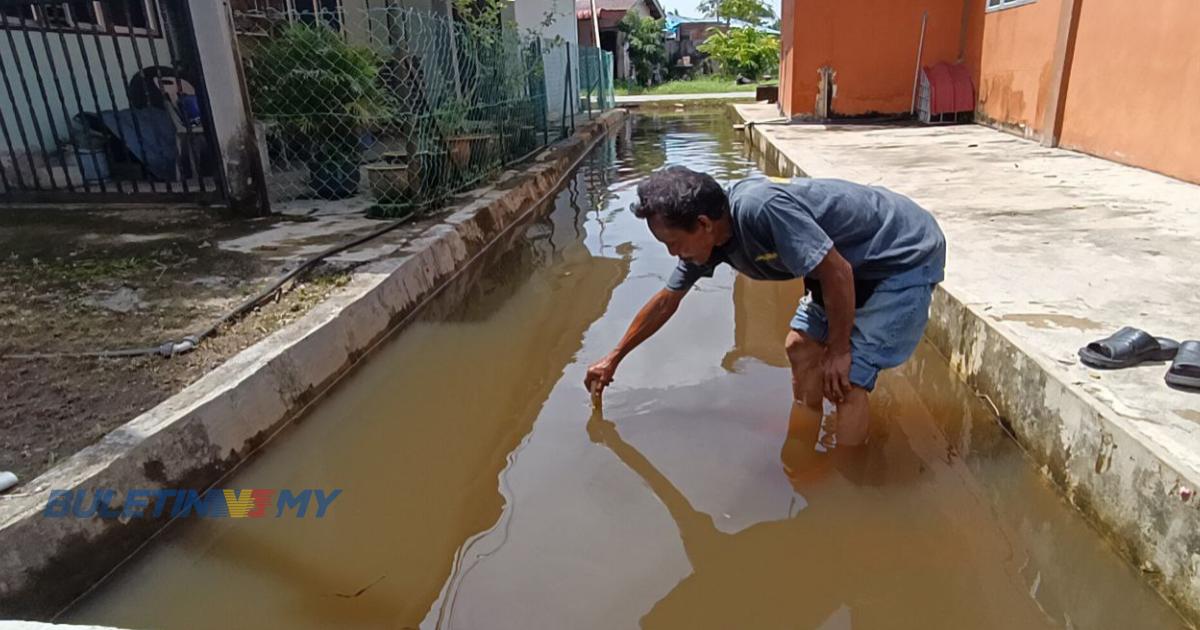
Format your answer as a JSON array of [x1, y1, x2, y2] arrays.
[[579, 47, 616, 114], [235, 5, 614, 217]]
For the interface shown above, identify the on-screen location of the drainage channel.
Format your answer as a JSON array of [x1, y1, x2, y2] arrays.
[[62, 110, 1188, 629]]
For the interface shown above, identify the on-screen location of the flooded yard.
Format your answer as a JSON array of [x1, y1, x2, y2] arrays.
[[64, 111, 1187, 629]]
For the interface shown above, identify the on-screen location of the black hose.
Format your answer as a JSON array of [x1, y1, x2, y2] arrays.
[[2, 208, 415, 360], [4, 116, 612, 362]]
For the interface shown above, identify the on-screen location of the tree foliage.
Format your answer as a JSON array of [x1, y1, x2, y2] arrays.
[[697, 26, 779, 80], [248, 23, 392, 151], [698, 0, 774, 26], [618, 12, 666, 86]]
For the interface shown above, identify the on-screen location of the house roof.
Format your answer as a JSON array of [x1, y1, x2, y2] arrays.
[[663, 14, 780, 35], [575, 0, 664, 22]]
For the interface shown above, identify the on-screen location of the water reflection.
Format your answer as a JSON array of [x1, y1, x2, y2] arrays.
[[65, 111, 1187, 630], [64, 142, 631, 630], [587, 405, 936, 629], [419, 112, 1185, 630], [723, 275, 807, 370]]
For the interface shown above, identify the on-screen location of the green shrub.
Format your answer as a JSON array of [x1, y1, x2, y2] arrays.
[[248, 23, 393, 154], [618, 13, 666, 87], [698, 26, 779, 81]]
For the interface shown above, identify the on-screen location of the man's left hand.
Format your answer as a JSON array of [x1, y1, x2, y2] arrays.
[[823, 349, 852, 402]]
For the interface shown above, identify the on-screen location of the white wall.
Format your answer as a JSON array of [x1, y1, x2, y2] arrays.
[[514, 0, 580, 122], [340, 0, 448, 52], [188, 1, 257, 206], [335, 0, 582, 124]]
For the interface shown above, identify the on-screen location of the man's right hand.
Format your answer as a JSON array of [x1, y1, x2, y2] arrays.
[[584, 288, 684, 397], [585, 351, 621, 395]]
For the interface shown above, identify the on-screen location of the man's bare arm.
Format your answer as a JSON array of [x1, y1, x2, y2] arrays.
[[585, 288, 686, 393], [812, 248, 855, 401]]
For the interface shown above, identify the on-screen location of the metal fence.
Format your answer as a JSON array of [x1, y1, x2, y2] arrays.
[[236, 5, 615, 216], [0, 0, 224, 204], [579, 46, 614, 114]]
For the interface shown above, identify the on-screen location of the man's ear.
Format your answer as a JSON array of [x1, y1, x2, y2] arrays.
[[696, 215, 713, 233]]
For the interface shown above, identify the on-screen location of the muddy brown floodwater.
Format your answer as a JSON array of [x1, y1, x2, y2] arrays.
[[64, 111, 1189, 629]]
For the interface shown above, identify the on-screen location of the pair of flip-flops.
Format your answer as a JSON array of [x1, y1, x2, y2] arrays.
[[1078, 326, 1200, 390]]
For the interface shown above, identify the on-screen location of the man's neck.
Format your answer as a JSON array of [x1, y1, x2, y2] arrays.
[[714, 214, 735, 248]]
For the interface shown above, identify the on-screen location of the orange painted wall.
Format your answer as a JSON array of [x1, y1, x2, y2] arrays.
[[779, 0, 796, 114], [780, 0, 965, 117], [1057, 0, 1200, 183], [966, 0, 1062, 138], [780, 0, 1200, 184]]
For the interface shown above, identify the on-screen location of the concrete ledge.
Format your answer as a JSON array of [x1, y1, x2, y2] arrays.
[[0, 110, 626, 618], [928, 287, 1200, 622], [731, 106, 1200, 624]]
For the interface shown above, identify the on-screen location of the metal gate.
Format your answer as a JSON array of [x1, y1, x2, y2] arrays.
[[0, 0, 225, 204]]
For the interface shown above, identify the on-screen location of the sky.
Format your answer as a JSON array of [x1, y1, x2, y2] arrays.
[[657, 0, 781, 20]]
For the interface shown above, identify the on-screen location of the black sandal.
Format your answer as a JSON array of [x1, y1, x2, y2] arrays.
[[1078, 326, 1179, 369], [1166, 341, 1200, 391]]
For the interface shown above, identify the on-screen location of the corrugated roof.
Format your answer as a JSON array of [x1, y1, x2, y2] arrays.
[[663, 14, 779, 35], [575, 0, 664, 21]]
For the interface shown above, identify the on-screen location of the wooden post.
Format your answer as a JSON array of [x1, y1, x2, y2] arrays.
[[910, 11, 928, 116]]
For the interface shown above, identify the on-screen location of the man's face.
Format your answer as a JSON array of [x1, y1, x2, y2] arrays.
[[647, 214, 720, 265]]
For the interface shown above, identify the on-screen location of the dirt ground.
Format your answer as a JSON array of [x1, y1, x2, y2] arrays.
[[0, 207, 353, 484]]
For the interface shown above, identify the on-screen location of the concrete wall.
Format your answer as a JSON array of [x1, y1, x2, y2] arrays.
[[779, 0, 965, 117], [341, 0, 384, 50], [1056, 0, 1200, 183], [615, 31, 629, 80], [965, 0, 1200, 179], [666, 23, 721, 69], [515, 0, 581, 121], [338, 0, 582, 123], [330, 0, 459, 114], [340, 0, 447, 51], [778, 0, 794, 114], [188, 2, 259, 210], [777, 0, 1058, 124], [581, 2, 657, 82], [963, 0, 1062, 138], [780, 0, 1200, 184]]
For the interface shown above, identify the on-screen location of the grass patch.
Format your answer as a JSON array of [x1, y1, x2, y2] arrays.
[[14, 255, 155, 286], [615, 77, 767, 96]]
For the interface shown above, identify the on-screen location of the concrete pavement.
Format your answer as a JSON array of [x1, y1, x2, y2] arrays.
[[734, 103, 1200, 622]]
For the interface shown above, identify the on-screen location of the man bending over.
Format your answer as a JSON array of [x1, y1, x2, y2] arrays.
[[585, 166, 946, 447]]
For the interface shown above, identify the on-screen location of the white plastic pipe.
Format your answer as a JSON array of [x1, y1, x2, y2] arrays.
[[589, 0, 601, 48]]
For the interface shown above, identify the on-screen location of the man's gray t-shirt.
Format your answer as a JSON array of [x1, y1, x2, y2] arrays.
[[665, 177, 946, 293]]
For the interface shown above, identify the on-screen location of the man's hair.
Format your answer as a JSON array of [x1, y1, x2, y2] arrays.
[[633, 165, 728, 231]]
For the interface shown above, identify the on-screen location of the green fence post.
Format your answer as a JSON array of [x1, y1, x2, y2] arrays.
[[567, 45, 575, 134], [586, 48, 593, 118]]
